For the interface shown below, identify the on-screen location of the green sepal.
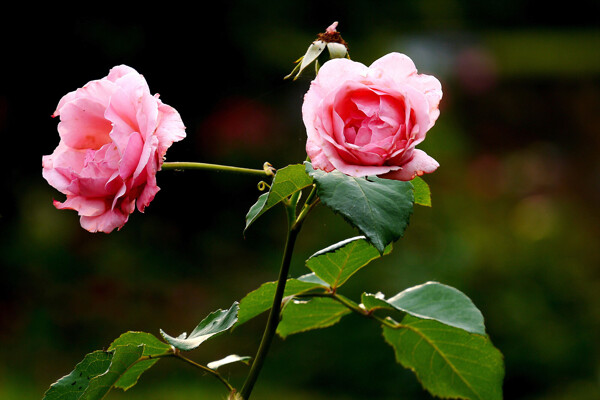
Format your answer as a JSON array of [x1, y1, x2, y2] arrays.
[[284, 40, 327, 80]]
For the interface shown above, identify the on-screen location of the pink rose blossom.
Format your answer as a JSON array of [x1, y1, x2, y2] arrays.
[[42, 65, 186, 233], [303, 52, 442, 181]]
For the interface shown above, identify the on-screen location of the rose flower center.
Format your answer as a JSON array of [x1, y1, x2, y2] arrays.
[[337, 88, 408, 153]]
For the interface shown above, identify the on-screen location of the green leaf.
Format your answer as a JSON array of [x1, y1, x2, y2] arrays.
[[43, 333, 171, 400], [80, 345, 144, 400], [386, 282, 486, 335], [245, 164, 314, 231], [245, 192, 268, 230], [306, 163, 414, 254], [160, 302, 239, 351], [207, 354, 252, 370], [383, 315, 504, 400], [361, 292, 394, 312], [411, 176, 432, 207], [277, 297, 351, 338], [237, 273, 328, 326], [306, 236, 391, 288], [43, 350, 112, 400], [296, 272, 330, 286], [108, 332, 172, 390]]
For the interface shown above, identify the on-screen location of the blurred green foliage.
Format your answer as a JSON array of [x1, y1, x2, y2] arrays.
[[1, 1, 599, 399]]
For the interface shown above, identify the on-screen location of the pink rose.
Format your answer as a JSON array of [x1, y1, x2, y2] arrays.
[[303, 52, 442, 181], [42, 65, 186, 233]]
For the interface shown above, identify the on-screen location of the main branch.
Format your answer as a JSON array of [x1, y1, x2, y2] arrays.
[[239, 224, 301, 399], [240, 187, 317, 399]]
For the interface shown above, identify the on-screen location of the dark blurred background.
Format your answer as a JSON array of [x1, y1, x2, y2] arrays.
[[1, 2, 599, 399]]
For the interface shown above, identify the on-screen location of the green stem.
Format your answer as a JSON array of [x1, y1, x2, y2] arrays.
[[129, 350, 235, 394], [306, 291, 403, 329], [240, 190, 314, 399], [293, 185, 318, 230], [173, 352, 235, 392], [162, 161, 270, 177], [240, 226, 300, 399]]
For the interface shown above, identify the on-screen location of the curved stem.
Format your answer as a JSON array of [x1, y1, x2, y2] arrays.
[[162, 161, 270, 177], [173, 352, 235, 392]]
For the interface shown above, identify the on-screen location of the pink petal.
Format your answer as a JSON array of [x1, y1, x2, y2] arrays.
[[132, 134, 158, 185], [135, 89, 160, 143], [54, 78, 118, 117], [54, 196, 107, 217], [409, 73, 443, 128], [80, 209, 129, 233], [325, 21, 338, 34], [368, 53, 418, 82], [42, 143, 86, 193], [369, 53, 442, 128], [105, 71, 150, 151], [106, 65, 138, 82], [57, 98, 113, 149], [119, 132, 144, 180], [155, 100, 186, 161], [380, 149, 439, 181], [306, 138, 335, 172], [136, 179, 160, 213]]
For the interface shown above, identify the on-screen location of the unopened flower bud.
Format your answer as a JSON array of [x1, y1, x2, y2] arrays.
[[285, 21, 349, 80]]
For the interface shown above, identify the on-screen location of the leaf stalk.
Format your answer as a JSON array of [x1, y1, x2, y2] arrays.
[[173, 352, 235, 393]]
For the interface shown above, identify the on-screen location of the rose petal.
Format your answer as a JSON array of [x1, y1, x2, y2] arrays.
[[155, 100, 186, 161], [105, 71, 151, 151], [80, 209, 129, 233], [370, 53, 442, 128], [136, 178, 160, 213], [119, 132, 144, 180], [306, 138, 336, 172], [54, 78, 118, 117], [369, 53, 418, 83], [380, 149, 439, 181], [54, 196, 107, 217], [57, 98, 113, 150], [106, 65, 138, 82]]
